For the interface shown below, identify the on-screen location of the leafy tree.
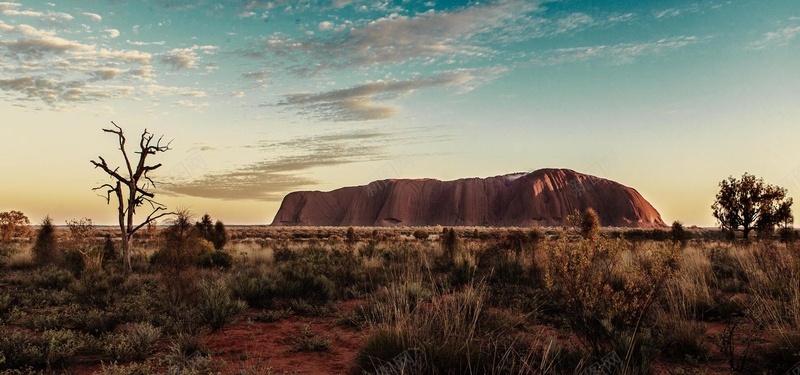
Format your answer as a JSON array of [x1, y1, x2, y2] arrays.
[[91, 122, 174, 271], [0, 210, 30, 242], [711, 173, 793, 239]]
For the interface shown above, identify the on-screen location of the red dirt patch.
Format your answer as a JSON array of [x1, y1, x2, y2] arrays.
[[202, 310, 365, 374]]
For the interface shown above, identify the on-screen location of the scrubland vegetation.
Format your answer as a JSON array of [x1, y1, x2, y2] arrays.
[[0, 214, 798, 374]]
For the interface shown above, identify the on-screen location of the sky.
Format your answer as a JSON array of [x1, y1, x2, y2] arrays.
[[1, 0, 799, 227]]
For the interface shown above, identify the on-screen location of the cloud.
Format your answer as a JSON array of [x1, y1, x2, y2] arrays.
[[159, 45, 217, 70], [262, 1, 540, 72], [653, 5, 700, 19], [0, 20, 161, 105], [1, 7, 74, 23], [0, 21, 95, 59], [0, 2, 21, 11], [164, 130, 391, 201], [104, 28, 120, 38], [532, 36, 705, 65], [276, 69, 495, 121], [752, 25, 800, 49], [0, 76, 133, 103], [82, 12, 102, 22], [555, 13, 595, 34], [126, 40, 166, 46]]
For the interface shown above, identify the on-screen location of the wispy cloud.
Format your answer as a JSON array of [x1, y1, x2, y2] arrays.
[[260, 0, 540, 73], [653, 4, 700, 19], [276, 68, 501, 121], [532, 36, 705, 65], [752, 25, 800, 49], [164, 130, 393, 200]]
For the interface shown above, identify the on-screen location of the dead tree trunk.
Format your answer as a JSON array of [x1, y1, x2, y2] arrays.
[[91, 122, 174, 271]]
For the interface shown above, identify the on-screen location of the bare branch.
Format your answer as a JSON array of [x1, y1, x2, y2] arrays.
[[130, 207, 175, 234], [90, 156, 130, 184], [91, 183, 117, 204]]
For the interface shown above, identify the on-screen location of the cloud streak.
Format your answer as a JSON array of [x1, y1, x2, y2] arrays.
[[164, 130, 392, 200], [532, 36, 705, 65], [276, 69, 499, 121]]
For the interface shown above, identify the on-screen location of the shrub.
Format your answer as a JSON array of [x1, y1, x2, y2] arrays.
[[290, 324, 331, 352], [441, 228, 458, 261], [163, 332, 213, 374], [346, 226, 357, 247], [228, 267, 278, 309], [195, 214, 228, 250], [104, 322, 161, 361], [581, 208, 601, 240], [196, 278, 247, 331], [0, 328, 84, 369], [357, 282, 536, 374], [96, 361, 156, 375], [32, 267, 75, 290], [151, 211, 212, 269], [412, 229, 428, 240], [655, 317, 709, 361], [102, 235, 117, 267], [543, 236, 680, 354], [671, 221, 689, 246], [198, 250, 233, 269], [32, 216, 58, 267]]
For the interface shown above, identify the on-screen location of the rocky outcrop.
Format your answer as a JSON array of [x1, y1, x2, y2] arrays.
[[271, 168, 665, 228]]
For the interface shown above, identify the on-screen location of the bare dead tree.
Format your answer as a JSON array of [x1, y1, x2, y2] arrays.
[[91, 121, 175, 271]]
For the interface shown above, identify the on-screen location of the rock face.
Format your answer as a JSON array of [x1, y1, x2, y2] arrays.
[[271, 168, 665, 228]]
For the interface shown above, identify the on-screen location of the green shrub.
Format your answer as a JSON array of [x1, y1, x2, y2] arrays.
[[80, 308, 121, 336], [196, 279, 247, 331], [32, 267, 74, 290], [290, 325, 331, 352], [229, 267, 278, 309], [104, 322, 161, 361], [163, 332, 213, 374], [0, 328, 84, 369]]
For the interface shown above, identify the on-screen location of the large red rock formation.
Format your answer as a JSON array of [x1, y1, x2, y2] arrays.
[[271, 168, 665, 227]]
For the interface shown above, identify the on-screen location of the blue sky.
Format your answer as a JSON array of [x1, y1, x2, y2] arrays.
[[1, 0, 799, 226]]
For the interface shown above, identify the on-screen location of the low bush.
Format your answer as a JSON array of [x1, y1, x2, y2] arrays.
[[0, 328, 84, 370], [196, 278, 247, 331], [290, 325, 331, 352], [104, 322, 161, 361]]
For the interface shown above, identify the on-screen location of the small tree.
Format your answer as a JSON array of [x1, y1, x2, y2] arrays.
[[65, 218, 101, 271], [711, 173, 793, 239], [212, 220, 228, 250], [581, 208, 601, 240], [0, 210, 30, 243], [345, 226, 357, 248], [32, 216, 58, 266], [91, 122, 174, 271], [670, 220, 688, 247], [195, 214, 227, 250], [442, 228, 458, 260]]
